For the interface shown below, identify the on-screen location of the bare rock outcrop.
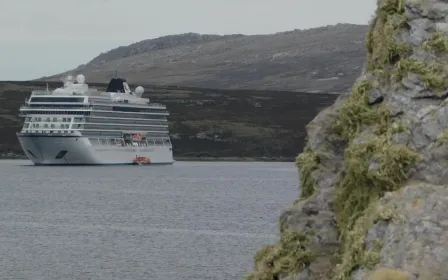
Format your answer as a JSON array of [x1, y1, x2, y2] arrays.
[[352, 182, 448, 280], [245, 0, 448, 279]]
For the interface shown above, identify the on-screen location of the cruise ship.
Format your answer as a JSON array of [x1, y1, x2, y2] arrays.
[[16, 74, 174, 165]]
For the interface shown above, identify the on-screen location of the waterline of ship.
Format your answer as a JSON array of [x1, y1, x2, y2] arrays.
[[17, 74, 174, 165]]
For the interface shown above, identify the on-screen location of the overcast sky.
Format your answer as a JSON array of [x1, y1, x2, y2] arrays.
[[0, 0, 376, 80]]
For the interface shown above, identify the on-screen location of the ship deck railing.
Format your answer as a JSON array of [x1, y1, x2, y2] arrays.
[[90, 101, 167, 108], [26, 95, 166, 108], [31, 90, 92, 96], [20, 105, 93, 110], [31, 90, 53, 96]]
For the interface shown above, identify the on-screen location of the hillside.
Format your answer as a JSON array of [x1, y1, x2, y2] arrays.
[[42, 24, 368, 93], [0, 82, 338, 160]]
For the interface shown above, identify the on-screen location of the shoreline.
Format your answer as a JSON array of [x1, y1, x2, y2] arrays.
[[173, 157, 294, 162], [0, 155, 294, 162]]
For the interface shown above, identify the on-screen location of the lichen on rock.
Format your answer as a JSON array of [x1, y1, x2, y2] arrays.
[[351, 182, 448, 279], [366, 268, 415, 280], [245, 0, 448, 279]]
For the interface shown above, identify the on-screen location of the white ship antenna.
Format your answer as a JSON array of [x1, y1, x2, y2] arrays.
[[46, 83, 49, 93]]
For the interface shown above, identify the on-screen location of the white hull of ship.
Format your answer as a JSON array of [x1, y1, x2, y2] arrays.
[[17, 135, 174, 165]]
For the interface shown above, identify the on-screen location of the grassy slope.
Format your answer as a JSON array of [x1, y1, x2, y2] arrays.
[[0, 81, 338, 160], [42, 24, 368, 93]]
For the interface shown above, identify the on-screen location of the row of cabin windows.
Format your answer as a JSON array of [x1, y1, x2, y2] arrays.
[[83, 124, 168, 131], [92, 112, 167, 119], [111, 106, 166, 113], [93, 106, 111, 111], [28, 123, 70, 129], [30, 97, 85, 102], [23, 130, 76, 134], [26, 117, 73, 122], [89, 138, 170, 146], [86, 118, 167, 126], [27, 124, 166, 131], [26, 104, 165, 114], [22, 111, 89, 115], [81, 131, 169, 138], [82, 131, 122, 137], [22, 111, 167, 117], [28, 104, 88, 108]]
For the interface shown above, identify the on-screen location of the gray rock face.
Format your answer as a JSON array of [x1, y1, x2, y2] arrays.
[[353, 183, 448, 279], [281, 170, 339, 280], [247, 0, 448, 279], [277, 96, 347, 280]]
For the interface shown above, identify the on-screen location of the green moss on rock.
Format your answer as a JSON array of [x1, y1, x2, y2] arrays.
[[244, 231, 315, 280], [437, 130, 448, 144], [366, 17, 377, 54], [367, 0, 410, 72], [377, 202, 405, 223], [393, 59, 448, 93], [378, 0, 405, 14], [336, 133, 419, 230], [423, 31, 448, 53], [332, 78, 391, 141], [330, 0, 421, 278], [362, 239, 382, 270], [333, 194, 407, 279], [332, 131, 418, 280], [295, 144, 320, 199]]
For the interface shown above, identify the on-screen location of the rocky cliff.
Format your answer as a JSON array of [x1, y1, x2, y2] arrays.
[[41, 24, 368, 93], [245, 0, 448, 279]]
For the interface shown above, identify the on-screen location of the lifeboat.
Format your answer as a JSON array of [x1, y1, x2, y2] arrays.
[[133, 156, 151, 165]]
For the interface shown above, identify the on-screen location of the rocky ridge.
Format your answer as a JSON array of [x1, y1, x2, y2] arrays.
[[245, 0, 448, 279], [42, 24, 368, 93]]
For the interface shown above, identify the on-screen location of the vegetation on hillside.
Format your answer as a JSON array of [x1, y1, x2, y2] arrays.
[[0, 82, 338, 160]]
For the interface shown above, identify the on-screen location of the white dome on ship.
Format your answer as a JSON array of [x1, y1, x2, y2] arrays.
[[76, 74, 85, 84], [135, 86, 144, 96]]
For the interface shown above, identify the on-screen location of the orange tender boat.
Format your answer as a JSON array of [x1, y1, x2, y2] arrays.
[[133, 156, 151, 165]]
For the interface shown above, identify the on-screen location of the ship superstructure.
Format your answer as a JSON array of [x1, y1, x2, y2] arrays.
[[16, 74, 174, 165]]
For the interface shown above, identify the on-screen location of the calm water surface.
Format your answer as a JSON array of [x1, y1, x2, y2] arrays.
[[0, 160, 299, 280]]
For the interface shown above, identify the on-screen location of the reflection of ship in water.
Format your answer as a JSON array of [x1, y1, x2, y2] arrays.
[[16, 74, 174, 165]]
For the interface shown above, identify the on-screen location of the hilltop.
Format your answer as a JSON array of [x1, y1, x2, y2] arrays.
[[41, 24, 368, 93]]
